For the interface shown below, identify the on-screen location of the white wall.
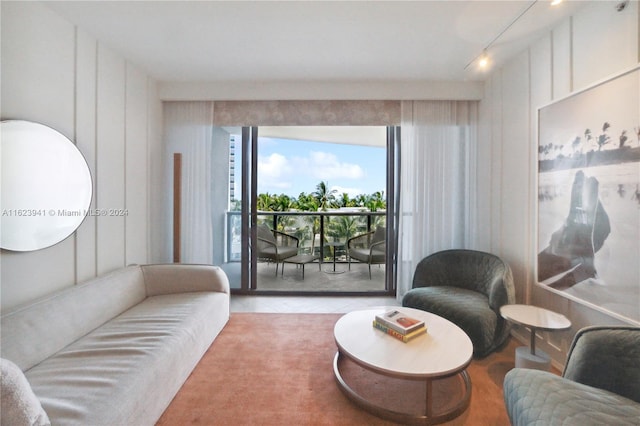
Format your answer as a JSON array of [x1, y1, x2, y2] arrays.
[[159, 80, 485, 101], [0, 2, 161, 311], [479, 1, 639, 366]]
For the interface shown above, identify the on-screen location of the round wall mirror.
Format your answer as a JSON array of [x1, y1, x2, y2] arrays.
[[1, 120, 93, 251]]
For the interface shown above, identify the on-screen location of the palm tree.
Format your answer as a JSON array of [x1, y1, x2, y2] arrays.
[[313, 181, 337, 211], [337, 193, 350, 208], [256, 193, 272, 211], [353, 194, 368, 207], [293, 192, 318, 211], [273, 194, 291, 212], [325, 215, 360, 261], [326, 215, 359, 242], [366, 191, 386, 212]]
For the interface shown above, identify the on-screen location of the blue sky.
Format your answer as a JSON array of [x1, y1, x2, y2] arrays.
[[257, 137, 386, 198]]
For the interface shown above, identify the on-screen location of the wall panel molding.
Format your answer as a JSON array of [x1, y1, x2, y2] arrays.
[[96, 44, 126, 274], [125, 62, 150, 266], [74, 28, 98, 282]]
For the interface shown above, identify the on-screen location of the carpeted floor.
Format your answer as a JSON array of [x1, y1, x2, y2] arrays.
[[157, 313, 518, 425]]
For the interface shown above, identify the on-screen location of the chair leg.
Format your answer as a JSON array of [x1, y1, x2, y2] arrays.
[[368, 263, 372, 279]]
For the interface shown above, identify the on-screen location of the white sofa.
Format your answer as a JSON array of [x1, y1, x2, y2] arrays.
[[0, 264, 230, 426]]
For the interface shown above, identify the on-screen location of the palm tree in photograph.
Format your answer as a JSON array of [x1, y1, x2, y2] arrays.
[[597, 122, 611, 151]]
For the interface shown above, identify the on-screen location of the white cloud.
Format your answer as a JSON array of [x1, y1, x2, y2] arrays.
[[258, 153, 293, 191], [258, 150, 370, 195], [331, 185, 364, 199], [297, 151, 365, 180]]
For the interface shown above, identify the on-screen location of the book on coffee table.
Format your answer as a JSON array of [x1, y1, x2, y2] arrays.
[[372, 320, 427, 343], [375, 309, 425, 335]]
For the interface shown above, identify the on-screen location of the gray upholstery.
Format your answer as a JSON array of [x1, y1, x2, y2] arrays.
[[256, 224, 299, 275], [503, 326, 640, 426], [402, 249, 515, 357], [347, 226, 386, 279], [1, 264, 230, 426], [563, 326, 640, 402]]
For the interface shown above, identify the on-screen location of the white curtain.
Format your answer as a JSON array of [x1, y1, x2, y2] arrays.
[[397, 100, 478, 299], [163, 102, 214, 264]]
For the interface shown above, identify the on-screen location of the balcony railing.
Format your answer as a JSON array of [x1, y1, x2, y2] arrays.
[[226, 210, 386, 262]]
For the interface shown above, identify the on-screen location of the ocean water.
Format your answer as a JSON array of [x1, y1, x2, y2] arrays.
[[538, 162, 640, 321]]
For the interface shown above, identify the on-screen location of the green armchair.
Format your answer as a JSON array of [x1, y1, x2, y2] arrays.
[[402, 249, 515, 357], [503, 326, 640, 425]]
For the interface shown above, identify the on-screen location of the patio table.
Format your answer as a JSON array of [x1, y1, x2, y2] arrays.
[[282, 254, 320, 279]]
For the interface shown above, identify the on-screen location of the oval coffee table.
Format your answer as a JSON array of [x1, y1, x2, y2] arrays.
[[333, 307, 473, 425]]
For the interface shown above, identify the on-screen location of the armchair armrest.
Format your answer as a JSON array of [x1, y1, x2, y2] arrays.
[[273, 230, 299, 247], [486, 264, 515, 312], [257, 236, 277, 248], [369, 239, 386, 254], [347, 231, 374, 249], [141, 264, 230, 297]]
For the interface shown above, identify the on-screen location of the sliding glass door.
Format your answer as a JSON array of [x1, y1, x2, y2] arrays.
[[234, 126, 399, 295]]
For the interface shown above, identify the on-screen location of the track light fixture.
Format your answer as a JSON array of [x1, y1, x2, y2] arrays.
[[478, 51, 489, 69], [464, 0, 542, 71]]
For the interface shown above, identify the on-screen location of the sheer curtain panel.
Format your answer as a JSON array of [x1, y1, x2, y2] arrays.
[[397, 101, 478, 298], [163, 102, 214, 264]]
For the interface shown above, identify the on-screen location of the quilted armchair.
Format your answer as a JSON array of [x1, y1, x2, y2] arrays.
[[402, 249, 515, 357], [503, 326, 640, 425]]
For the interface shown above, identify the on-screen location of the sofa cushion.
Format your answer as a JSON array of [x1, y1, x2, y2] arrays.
[[503, 368, 640, 426], [0, 358, 50, 426], [24, 292, 228, 426], [1, 266, 147, 371], [402, 286, 497, 356]]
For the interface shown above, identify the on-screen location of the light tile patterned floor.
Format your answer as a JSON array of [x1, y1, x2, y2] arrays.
[[230, 295, 401, 313]]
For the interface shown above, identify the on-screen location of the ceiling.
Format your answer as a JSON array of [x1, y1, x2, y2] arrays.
[[44, 1, 588, 84]]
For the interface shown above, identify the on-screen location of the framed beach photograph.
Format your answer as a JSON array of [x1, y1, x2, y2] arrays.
[[537, 65, 640, 324]]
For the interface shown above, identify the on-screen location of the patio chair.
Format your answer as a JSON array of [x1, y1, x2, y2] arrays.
[[256, 224, 300, 276], [347, 226, 386, 279]]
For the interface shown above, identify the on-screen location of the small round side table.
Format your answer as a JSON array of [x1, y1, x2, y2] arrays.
[[500, 304, 571, 371]]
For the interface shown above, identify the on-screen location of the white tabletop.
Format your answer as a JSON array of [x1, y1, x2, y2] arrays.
[[500, 304, 571, 331], [334, 307, 473, 379]]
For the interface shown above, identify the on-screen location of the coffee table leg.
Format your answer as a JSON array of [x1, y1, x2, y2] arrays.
[[425, 378, 433, 419], [334, 351, 471, 425]]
